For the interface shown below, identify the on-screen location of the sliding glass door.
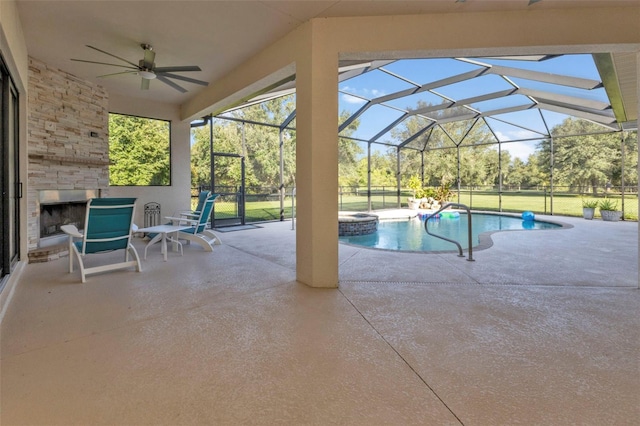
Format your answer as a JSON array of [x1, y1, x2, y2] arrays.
[[0, 55, 20, 283]]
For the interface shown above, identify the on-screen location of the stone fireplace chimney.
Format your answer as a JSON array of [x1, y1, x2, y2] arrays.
[[27, 57, 109, 262]]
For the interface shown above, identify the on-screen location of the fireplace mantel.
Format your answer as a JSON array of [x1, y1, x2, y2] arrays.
[[29, 153, 109, 166], [39, 189, 101, 204]]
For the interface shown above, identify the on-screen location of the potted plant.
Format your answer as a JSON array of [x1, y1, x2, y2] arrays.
[[599, 198, 622, 222], [581, 199, 599, 220], [435, 181, 453, 204], [406, 175, 426, 209]]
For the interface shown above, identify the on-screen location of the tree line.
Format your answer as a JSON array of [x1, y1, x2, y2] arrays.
[[189, 96, 637, 195], [190, 96, 296, 193]]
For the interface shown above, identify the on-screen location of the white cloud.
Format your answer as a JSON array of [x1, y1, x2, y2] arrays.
[[492, 141, 539, 162], [339, 86, 386, 103], [341, 93, 367, 104], [494, 129, 539, 141]]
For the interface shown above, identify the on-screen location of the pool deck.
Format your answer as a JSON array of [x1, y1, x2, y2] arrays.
[[1, 211, 638, 424], [241, 210, 637, 287]]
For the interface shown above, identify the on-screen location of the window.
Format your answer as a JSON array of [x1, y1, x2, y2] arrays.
[[109, 113, 171, 186]]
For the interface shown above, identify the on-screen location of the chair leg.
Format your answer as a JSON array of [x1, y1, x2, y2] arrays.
[[68, 238, 74, 273], [78, 255, 87, 283], [203, 230, 222, 246], [69, 243, 86, 282], [177, 232, 214, 252], [128, 244, 142, 272]]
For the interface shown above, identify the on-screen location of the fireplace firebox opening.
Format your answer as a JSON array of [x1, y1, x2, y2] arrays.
[[40, 202, 86, 239]]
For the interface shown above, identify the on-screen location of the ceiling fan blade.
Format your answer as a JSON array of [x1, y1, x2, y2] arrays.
[[141, 78, 150, 90], [153, 66, 201, 73], [156, 74, 187, 93], [71, 59, 138, 70], [157, 72, 209, 86], [97, 70, 138, 78], [86, 45, 139, 68]]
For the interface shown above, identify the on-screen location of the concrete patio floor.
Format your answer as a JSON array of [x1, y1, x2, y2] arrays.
[[1, 214, 638, 425]]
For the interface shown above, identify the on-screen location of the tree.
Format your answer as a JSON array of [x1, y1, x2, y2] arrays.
[[190, 95, 297, 192], [537, 118, 623, 193], [356, 149, 397, 187], [338, 111, 363, 188], [522, 153, 548, 188], [230, 96, 296, 191], [615, 131, 638, 187], [190, 120, 254, 190], [505, 157, 527, 190], [190, 126, 211, 188], [193, 97, 367, 194], [389, 102, 496, 188], [109, 114, 170, 186]]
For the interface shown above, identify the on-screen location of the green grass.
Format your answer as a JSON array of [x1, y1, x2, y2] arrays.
[[213, 199, 295, 223], [203, 191, 638, 223], [454, 191, 638, 220]]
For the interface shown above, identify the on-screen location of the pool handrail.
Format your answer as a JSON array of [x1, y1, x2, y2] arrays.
[[424, 203, 475, 261]]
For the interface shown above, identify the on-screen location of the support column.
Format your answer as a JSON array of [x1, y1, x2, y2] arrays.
[[295, 25, 338, 288], [498, 140, 502, 212], [456, 145, 461, 204], [550, 136, 554, 215], [279, 128, 285, 221], [620, 133, 625, 220], [367, 142, 372, 211], [396, 147, 401, 208]]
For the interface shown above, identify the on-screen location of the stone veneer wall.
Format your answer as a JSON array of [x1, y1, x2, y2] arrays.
[[338, 214, 379, 236], [27, 57, 109, 250]]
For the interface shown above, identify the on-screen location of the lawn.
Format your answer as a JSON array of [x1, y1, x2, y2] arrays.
[[205, 190, 638, 223]]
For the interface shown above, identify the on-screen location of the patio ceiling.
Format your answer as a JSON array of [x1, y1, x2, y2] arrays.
[[15, 0, 638, 115]]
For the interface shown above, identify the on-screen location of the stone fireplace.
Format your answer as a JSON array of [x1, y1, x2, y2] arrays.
[[27, 57, 109, 262], [37, 189, 101, 248]]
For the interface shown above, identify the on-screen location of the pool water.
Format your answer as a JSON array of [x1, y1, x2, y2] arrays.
[[339, 213, 561, 252]]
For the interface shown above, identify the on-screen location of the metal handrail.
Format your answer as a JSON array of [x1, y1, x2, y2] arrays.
[[424, 202, 475, 261]]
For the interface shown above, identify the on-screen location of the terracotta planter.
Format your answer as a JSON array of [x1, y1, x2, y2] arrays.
[[600, 210, 622, 222]]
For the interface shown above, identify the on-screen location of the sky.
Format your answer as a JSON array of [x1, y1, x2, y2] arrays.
[[337, 54, 609, 161], [195, 54, 612, 162]]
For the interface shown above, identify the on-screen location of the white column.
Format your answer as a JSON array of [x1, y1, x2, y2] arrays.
[[295, 25, 339, 288]]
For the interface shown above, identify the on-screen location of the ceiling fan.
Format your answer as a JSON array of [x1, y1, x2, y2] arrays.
[[71, 44, 208, 93]]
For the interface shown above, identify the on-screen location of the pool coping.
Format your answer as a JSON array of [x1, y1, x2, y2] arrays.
[[338, 209, 573, 254]]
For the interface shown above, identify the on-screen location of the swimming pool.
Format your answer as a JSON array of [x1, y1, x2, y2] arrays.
[[339, 212, 563, 252]]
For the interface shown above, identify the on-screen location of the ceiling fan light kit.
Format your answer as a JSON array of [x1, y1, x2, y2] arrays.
[[138, 70, 156, 80], [71, 43, 208, 92]]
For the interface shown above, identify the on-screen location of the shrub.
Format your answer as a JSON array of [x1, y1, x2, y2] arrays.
[[599, 198, 618, 211], [582, 199, 599, 209]]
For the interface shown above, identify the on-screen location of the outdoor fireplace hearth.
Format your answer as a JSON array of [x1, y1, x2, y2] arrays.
[[37, 189, 100, 248], [28, 189, 102, 263], [40, 202, 86, 240]]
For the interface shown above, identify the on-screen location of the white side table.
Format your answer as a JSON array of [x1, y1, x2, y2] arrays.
[[136, 224, 192, 261]]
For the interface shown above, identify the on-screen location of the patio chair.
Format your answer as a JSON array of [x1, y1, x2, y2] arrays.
[[145, 191, 213, 240], [166, 194, 222, 252], [175, 190, 211, 220], [61, 198, 142, 283]]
